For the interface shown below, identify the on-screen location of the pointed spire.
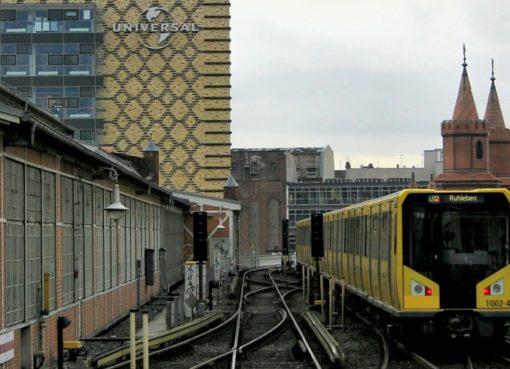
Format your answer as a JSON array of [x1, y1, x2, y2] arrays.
[[452, 44, 479, 120], [224, 174, 239, 188], [483, 59, 506, 129]]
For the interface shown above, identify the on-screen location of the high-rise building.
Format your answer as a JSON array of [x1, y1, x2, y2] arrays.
[[0, 1, 231, 196]]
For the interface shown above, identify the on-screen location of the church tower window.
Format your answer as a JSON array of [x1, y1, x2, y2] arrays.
[[475, 140, 484, 160]]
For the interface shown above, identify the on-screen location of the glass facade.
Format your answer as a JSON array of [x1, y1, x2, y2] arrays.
[[0, 6, 102, 144], [0, 8, 94, 34], [287, 178, 428, 248]]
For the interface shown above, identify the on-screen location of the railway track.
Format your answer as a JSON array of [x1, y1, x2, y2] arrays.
[[177, 267, 342, 368], [73, 267, 510, 369], [77, 267, 333, 368]]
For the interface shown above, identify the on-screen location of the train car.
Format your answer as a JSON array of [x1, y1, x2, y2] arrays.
[[296, 188, 510, 339]]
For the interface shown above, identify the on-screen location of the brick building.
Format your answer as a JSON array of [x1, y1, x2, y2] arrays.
[[434, 51, 510, 189], [0, 83, 189, 367]]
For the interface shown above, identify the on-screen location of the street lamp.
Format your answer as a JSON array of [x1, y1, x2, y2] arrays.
[[101, 167, 128, 220]]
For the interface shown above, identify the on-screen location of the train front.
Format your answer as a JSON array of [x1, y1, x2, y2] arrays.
[[401, 189, 510, 339]]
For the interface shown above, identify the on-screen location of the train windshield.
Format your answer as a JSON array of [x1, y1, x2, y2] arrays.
[[403, 192, 510, 308]]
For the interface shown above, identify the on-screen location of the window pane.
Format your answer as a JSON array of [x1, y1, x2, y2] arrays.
[[79, 44, 94, 54], [1, 10, 16, 21], [17, 87, 32, 97], [79, 130, 95, 141], [48, 55, 63, 65], [64, 97, 79, 108], [17, 44, 31, 54], [1, 55, 16, 65], [64, 44, 79, 53], [48, 9, 63, 20], [64, 54, 79, 65], [35, 44, 63, 54], [80, 87, 95, 97], [48, 98, 63, 108], [64, 10, 79, 20]]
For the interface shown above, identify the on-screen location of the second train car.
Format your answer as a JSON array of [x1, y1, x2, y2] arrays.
[[296, 188, 510, 339]]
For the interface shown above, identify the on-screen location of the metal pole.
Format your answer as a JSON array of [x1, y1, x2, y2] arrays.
[[57, 317, 70, 369], [341, 278, 345, 332], [314, 258, 321, 303], [142, 310, 149, 369], [136, 259, 141, 309], [329, 275, 334, 329], [306, 266, 311, 303], [199, 261, 203, 300], [302, 264, 306, 299], [129, 309, 136, 369], [320, 273, 325, 322]]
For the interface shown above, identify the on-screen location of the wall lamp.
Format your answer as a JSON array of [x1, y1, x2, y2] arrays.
[[217, 206, 225, 230], [100, 167, 129, 220]]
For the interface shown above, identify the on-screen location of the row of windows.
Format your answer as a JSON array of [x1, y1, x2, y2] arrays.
[[16, 86, 95, 98], [1, 9, 93, 22], [1, 43, 94, 54], [11, 86, 97, 120], [2, 54, 85, 66], [0, 8, 95, 34], [0, 43, 96, 78], [4, 158, 161, 325]]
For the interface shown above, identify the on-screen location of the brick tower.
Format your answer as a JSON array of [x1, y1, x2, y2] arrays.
[[434, 48, 500, 189], [484, 61, 510, 183]]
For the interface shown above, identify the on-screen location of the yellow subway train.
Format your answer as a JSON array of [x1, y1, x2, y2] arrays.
[[296, 188, 510, 339]]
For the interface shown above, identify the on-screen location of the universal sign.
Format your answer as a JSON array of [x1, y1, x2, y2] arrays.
[[112, 6, 199, 50]]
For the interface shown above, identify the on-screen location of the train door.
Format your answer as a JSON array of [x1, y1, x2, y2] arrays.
[[324, 218, 331, 275], [346, 212, 356, 287], [379, 206, 392, 304], [370, 207, 382, 301], [353, 211, 362, 289], [388, 202, 399, 308], [331, 214, 339, 279], [340, 215, 348, 281], [361, 211, 372, 296], [336, 214, 343, 280]]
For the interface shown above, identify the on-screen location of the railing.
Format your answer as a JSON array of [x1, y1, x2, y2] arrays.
[[238, 252, 296, 269]]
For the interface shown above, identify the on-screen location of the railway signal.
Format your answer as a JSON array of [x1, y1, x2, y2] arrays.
[[193, 211, 208, 262], [193, 211, 208, 302]]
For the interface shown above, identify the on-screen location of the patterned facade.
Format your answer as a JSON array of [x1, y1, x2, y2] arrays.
[[0, 0, 231, 196]]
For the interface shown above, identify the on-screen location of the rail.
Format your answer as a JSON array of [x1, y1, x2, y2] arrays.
[[92, 312, 223, 368], [301, 311, 345, 366], [268, 270, 323, 368]]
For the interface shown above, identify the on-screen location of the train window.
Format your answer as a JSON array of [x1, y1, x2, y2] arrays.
[[403, 193, 510, 284]]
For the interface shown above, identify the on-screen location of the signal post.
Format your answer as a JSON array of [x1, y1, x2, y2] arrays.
[[311, 213, 324, 307]]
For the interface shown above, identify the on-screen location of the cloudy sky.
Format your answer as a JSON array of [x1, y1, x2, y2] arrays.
[[229, 0, 510, 169]]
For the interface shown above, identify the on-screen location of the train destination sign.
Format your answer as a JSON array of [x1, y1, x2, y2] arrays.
[[427, 194, 484, 204], [112, 6, 200, 50]]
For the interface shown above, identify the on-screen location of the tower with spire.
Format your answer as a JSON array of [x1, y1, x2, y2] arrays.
[[434, 46, 501, 189], [484, 59, 510, 182]]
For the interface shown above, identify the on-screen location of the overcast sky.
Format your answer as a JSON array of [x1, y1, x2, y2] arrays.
[[229, 0, 510, 169]]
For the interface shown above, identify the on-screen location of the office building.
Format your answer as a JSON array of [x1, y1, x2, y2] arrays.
[[0, 1, 231, 196]]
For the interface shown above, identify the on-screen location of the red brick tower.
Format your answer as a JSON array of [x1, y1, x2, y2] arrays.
[[484, 60, 510, 182], [434, 47, 500, 189]]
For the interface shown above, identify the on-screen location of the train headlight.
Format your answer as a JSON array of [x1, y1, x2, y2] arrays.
[[411, 279, 432, 296], [484, 279, 504, 296]]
